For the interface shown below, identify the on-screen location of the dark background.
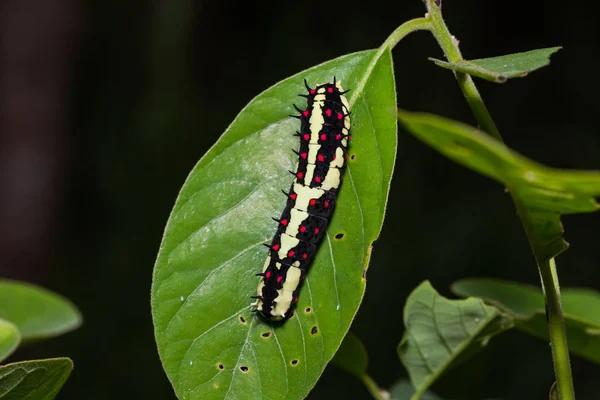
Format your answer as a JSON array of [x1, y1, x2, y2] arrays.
[[1, 0, 599, 399]]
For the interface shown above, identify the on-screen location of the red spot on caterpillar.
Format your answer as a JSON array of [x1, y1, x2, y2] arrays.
[[272, 244, 280, 251], [303, 133, 310, 141], [345, 153, 348, 159], [317, 154, 325, 162], [277, 276, 283, 283], [325, 109, 332, 117], [337, 113, 343, 120], [288, 250, 295, 257], [310, 89, 316, 95], [315, 176, 321, 183], [327, 87, 333, 93], [309, 199, 316, 206], [281, 219, 288, 226], [300, 152, 307, 159], [290, 193, 297, 200], [299, 226, 306, 232], [333, 155, 337, 160], [348, 135, 352, 140], [266, 271, 271, 279], [314, 228, 319, 234], [293, 297, 299, 303], [302, 253, 308, 259], [303, 110, 309, 117], [324, 201, 330, 207], [320, 133, 327, 141], [335, 134, 341, 140], [297, 172, 304, 179]]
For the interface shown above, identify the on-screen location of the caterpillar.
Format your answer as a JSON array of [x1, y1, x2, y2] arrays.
[[252, 77, 351, 321]]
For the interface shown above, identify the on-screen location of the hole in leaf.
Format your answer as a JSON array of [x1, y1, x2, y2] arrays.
[[218, 363, 224, 370], [311, 326, 318, 335], [240, 366, 249, 373], [239, 315, 246, 324], [291, 359, 299, 366], [261, 331, 271, 338], [334, 233, 344, 240], [350, 154, 356, 160], [304, 307, 312, 313]]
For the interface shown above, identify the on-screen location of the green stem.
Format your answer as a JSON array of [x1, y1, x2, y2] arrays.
[[420, 1, 576, 398], [539, 258, 575, 400], [348, 17, 431, 106], [425, 2, 501, 141], [360, 374, 387, 400]]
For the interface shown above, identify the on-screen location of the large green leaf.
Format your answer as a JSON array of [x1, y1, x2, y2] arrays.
[[397, 110, 600, 260], [0, 280, 82, 343], [430, 47, 561, 83], [0, 358, 72, 400], [0, 319, 20, 363], [152, 48, 397, 399], [398, 281, 513, 399], [452, 279, 600, 365]]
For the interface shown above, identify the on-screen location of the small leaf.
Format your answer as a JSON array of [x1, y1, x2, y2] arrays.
[[430, 47, 561, 83], [397, 110, 600, 260], [0, 280, 82, 343], [152, 48, 397, 399], [331, 332, 368, 378], [0, 358, 72, 400], [388, 380, 442, 400], [398, 281, 512, 398], [452, 279, 600, 365], [0, 319, 20, 363]]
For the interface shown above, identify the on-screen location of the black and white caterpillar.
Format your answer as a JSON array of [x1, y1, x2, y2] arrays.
[[252, 78, 351, 321]]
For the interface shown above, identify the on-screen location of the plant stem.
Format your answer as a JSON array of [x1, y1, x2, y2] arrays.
[[539, 258, 575, 400], [419, 1, 576, 398], [349, 17, 431, 107], [425, 1, 502, 141], [361, 374, 388, 400], [382, 17, 432, 50]]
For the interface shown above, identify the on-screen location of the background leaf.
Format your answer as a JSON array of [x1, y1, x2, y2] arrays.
[[398, 281, 513, 398], [331, 332, 388, 400], [331, 331, 368, 378], [452, 279, 600, 365], [430, 47, 561, 83], [151, 48, 397, 399], [0, 320, 20, 363], [0, 358, 72, 400], [397, 110, 600, 260], [388, 380, 442, 400], [0, 281, 82, 343]]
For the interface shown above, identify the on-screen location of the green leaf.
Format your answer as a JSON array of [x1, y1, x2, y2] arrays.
[[452, 279, 600, 365], [151, 48, 397, 400], [388, 380, 442, 400], [398, 281, 513, 398], [397, 110, 600, 260], [0, 280, 82, 343], [0, 319, 20, 363], [0, 358, 72, 400], [430, 47, 561, 83]]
